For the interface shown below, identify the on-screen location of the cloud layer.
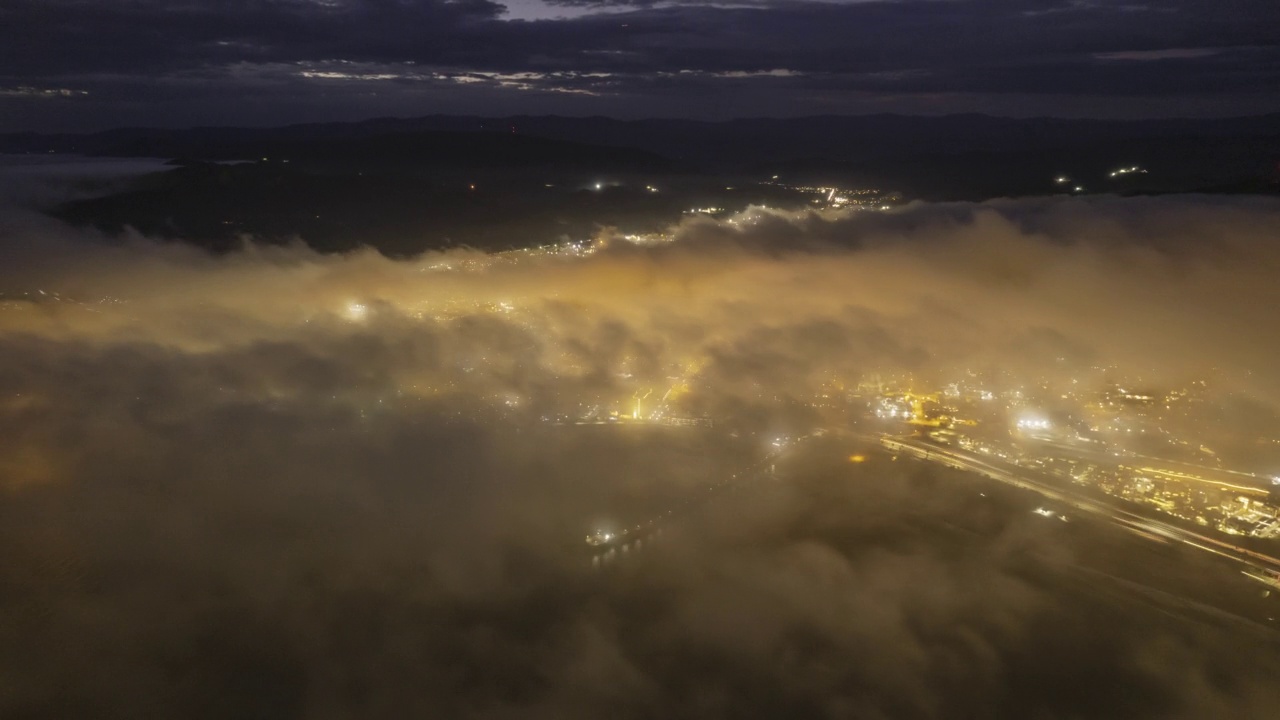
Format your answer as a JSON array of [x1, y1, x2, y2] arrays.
[[3, 0, 1280, 129], [3, 184, 1280, 717]]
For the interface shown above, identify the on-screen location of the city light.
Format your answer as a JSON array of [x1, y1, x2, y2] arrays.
[[1017, 416, 1051, 431], [344, 301, 368, 322], [9, 3, 1280, 716]]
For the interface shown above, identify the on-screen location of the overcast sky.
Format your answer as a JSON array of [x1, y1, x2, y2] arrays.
[[1, 0, 1279, 131]]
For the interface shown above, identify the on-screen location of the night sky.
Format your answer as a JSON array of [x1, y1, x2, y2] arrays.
[[3, 0, 1280, 131]]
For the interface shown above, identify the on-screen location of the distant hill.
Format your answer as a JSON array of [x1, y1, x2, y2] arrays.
[[0, 128, 673, 173], [6, 113, 1279, 198], [368, 113, 1280, 164], [13, 112, 1280, 256], [7, 112, 1280, 165]]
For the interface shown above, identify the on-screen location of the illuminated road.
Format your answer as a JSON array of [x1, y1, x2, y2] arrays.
[[881, 435, 1280, 575], [587, 442, 795, 570], [1024, 436, 1273, 497]]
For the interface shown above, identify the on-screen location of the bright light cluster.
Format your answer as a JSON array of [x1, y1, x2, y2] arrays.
[[1017, 416, 1051, 431]]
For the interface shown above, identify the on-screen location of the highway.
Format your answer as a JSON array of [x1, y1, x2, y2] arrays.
[[585, 439, 802, 570], [881, 435, 1280, 575], [587, 427, 1280, 583], [1024, 436, 1274, 497]]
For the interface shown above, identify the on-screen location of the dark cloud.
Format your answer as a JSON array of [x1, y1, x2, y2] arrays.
[[2, 0, 1280, 129]]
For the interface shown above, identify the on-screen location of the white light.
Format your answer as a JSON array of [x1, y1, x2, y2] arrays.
[[345, 302, 368, 322], [1017, 416, 1051, 431]]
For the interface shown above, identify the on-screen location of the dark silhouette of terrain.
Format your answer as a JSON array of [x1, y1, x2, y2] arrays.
[[5, 114, 1277, 253]]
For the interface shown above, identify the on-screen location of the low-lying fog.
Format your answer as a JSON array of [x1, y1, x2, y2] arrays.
[[3, 160, 1280, 718]]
